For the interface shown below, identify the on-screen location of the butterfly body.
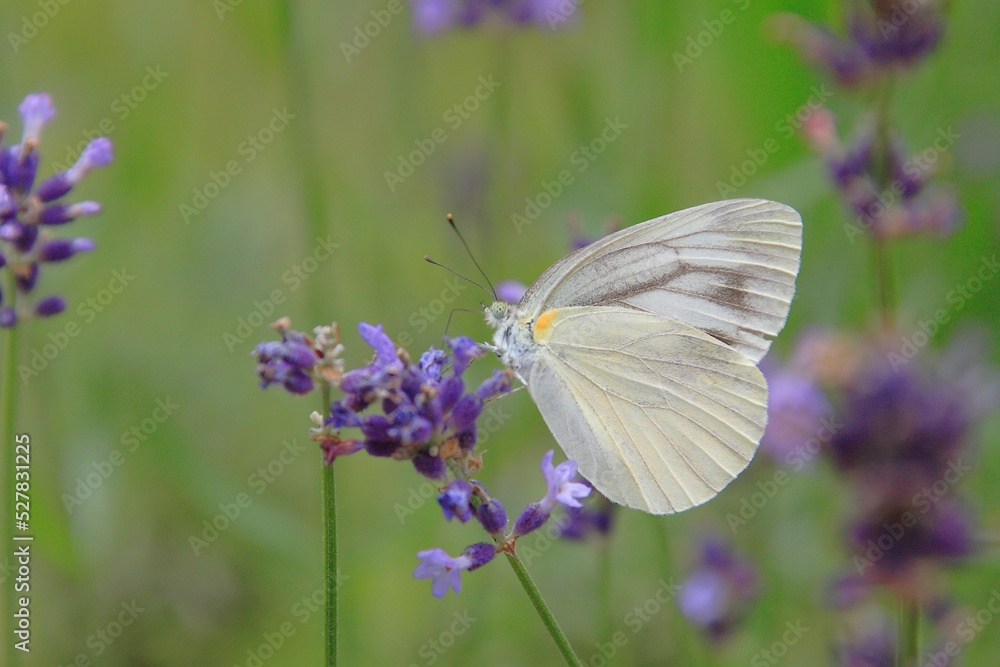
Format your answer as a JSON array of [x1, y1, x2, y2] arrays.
[[484, 199, 802, 515]]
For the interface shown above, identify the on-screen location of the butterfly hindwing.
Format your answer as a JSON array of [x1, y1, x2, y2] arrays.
[[526, 306, 767, 514]]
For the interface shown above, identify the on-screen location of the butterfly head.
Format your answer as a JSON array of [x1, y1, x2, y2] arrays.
[[484, 300, 512, 329]]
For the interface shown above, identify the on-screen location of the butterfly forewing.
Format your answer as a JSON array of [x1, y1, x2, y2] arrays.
[[519, 199, 802, 364]]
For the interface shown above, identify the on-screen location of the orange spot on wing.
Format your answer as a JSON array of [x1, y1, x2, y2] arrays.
[[533, 309, 558, 344]]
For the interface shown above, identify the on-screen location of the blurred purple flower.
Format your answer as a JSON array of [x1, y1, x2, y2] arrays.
[[829, 366, 969, 500], [836, 621, 896, 667], [848, 0, 944, 67], [821, 333, 997, 603], [678, 537, 758, 641], [495, 279, 527, 305], [848, 500, 973, 583], [411, 0, 578, 35], [802, 110, 963, 241], [253, 327, 319, 395], [557, 478, 614, 541], [0, 93, 112, 326], [760, 359, 832, 466], [774, 0, 945, 87]]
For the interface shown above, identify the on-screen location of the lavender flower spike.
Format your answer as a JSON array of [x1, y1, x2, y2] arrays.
[[0, 93, 111, 326]]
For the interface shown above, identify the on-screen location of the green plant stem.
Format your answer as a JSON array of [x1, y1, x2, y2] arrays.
[[504, 549, 582, 667], [899, 597, 922, 667], [320, 385, 337, 667], [2, 324, 17, 667]]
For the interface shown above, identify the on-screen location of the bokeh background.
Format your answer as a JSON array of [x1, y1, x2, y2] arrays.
[[1, 0, 998, 665]]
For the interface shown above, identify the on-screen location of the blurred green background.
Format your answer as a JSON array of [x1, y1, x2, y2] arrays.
[[1, 0, 998, 664]]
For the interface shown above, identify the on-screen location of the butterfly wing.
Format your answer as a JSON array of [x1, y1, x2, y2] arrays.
[[519, 199, 802, 364], [527, 306, 767, 514]]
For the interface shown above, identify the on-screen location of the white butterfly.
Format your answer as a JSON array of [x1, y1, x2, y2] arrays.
[[485, 198, 802, 515]]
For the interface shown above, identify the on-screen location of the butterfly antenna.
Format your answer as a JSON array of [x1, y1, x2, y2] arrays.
[[424, 256, 494, 302], [447, 214, 497, 301]]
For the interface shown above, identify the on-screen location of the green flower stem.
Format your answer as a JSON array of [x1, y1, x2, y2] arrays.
[[504, 549, 583, 667], [899, 597, 922, 667], [321, 385, 337, 667], [2, 323, 18, 667]]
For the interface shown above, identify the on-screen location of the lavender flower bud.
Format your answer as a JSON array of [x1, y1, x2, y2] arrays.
[[38, 238, 96, 263], [461, 542, 496, 571], [18, 93, 55, 147], [34, 295, 66, 317], [512, 502, 548, 537], [39, 201, 102, 225], [413, 452, 446, 480], [476, 498, 508, 536]]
